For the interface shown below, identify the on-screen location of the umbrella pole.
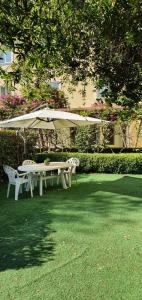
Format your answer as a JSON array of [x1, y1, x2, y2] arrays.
[[17, 129, 27, 158]]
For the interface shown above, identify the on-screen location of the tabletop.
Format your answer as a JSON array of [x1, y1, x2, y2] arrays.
[[18, 162, 73, 173]]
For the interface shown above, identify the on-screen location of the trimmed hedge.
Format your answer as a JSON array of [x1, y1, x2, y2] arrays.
[[36, 152, 142, 174], [61, 146, 142, 153], [0, 130, 37, 181]]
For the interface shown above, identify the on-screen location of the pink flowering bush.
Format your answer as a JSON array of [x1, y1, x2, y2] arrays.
[[1, 95, 26, 108], [0, 95, 26, 119], [0, 90, 68, 120]]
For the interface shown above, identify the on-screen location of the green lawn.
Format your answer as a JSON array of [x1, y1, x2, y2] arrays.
[[1, 174, 142, 300]]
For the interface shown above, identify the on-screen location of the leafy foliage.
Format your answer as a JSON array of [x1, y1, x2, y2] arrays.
[[1, 0, 142, 108], [0, 130, 37, 181], [44, 157, 50, 165], [0, 89, 68, 120], [36, 151, 142, 174], [75, 126, 99, 152], [21, 80, 68, 109], [94, 0, 142, 107]]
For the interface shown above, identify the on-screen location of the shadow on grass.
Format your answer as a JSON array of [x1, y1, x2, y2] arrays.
[[0, 175, 142, 271], [0, 186, 55, 271], [48, 175, 142, 221]]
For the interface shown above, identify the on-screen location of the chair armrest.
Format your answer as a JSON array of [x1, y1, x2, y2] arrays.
[[17, 172, 29, 178]]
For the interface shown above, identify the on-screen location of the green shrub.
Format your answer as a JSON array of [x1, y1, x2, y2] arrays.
[[44, 157, 50, 165], [0, 130, 37, 181], [36, 152, 142, 174], [75, 126, 99, 153]]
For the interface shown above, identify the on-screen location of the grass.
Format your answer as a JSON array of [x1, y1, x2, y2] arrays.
[[1, 174, 142, 299]]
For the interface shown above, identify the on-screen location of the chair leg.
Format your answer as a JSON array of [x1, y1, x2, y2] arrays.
[[40, 177, 43, 196], [19, 185, 22, 194], [57, 175, 60, 185], [31, 177, 35, 190], [29, 179, 33, 198], [7, 183, 11, 198], [60, 170, 68, 189], [50, 177, 54, 186], [57, 169, 61, 185], [34, 177, 38, 187], [25, 182, 29, 191], [44, 179, 47, 188], [15, 183, 20, 201], [50, 171, 54, 186], [68, 173, 72, 187], [65, 173, 69, 185]]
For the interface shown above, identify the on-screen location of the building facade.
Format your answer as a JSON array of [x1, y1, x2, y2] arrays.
[[0, 50, 142, 150]]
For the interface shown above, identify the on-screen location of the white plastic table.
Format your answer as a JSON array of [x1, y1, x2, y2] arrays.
[[18, 162, 73, 196]]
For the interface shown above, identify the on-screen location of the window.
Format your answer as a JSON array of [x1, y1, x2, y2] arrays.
[[49, 80, 61, 90], [93, 85, 108, 102], [0, 51, 13, 65], [0, 86, 9, 96]]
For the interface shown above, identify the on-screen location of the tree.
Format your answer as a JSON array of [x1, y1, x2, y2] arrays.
[[94, 0, 142, 107], [75, 126, 98, 152], [0, 0, 101, 82], [0, 0, 142, 108]]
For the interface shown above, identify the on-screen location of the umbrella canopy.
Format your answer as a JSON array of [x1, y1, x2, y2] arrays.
[[0, 108, 108, 129]]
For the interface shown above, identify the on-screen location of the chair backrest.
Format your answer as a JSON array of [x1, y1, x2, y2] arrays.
[[3, 165, 17, 184], [22, 160, 36, 166], [66, 157, 80, 174]]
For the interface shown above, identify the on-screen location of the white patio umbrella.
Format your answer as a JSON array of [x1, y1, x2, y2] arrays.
[[0, 107, 108, 129]]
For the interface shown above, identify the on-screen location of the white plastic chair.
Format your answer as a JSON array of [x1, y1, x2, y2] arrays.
[[39, 172, 58, 196], [22, 159, 39, 188], [66, 157, 80, 174], [3, 165, 33, 201], [57, 157, 80, 185], [22, 160, 55, 192], [22, 160, 36, 166], [65, 157, 80, 183]]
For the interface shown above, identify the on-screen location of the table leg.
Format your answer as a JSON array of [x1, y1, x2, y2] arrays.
[[68, 172, 72, 187], [29, 174, 33, 198], [26, 173, 33, 195], [40, 175, 43, 196], [60, 169, 68, 189]]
